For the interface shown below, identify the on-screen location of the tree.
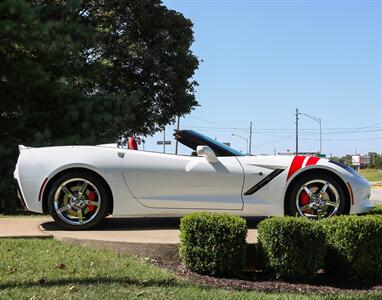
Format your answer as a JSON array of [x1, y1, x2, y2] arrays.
[[374, 154, 382, 169], [0, 0, 198, 212]]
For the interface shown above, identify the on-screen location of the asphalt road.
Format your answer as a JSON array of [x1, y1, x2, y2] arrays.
[[371, 188, 382, 205]]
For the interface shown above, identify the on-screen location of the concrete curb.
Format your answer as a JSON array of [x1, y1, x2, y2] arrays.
[[51, 235, 260, 269], [371, 181, 382, 188], [0, 217, 260, 265], [53, 235, 180, 263], [0, 235, 52, 239], [39, 226, 260, 268], [37, 222, 181, 263], [37, 220, 258, 265]]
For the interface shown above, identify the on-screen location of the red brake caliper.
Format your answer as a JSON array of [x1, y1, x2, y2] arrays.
[[300, 190, 310, 208], [88, 191, 96, 212]]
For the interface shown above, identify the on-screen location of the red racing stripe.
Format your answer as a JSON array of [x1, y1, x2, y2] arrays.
[[287, 156, 305, 180], [305, 156, 320, 166]]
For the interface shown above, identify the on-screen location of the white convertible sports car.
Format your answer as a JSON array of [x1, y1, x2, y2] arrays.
[[14, 130, 373, 229]]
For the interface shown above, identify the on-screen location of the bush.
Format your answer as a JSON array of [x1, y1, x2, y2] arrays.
[[257, 217, 326, 280], [179, 212, 247, 277], [321, 215, 382, 280], [368, 205, 382, 215]]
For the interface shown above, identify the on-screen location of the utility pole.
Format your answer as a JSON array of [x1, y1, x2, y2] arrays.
[[295, 108, 299, 155], [163, 127, 166, 153], [249, 122, 253, 155], [319, 118, 322, 154], [175, 116, 180, 155], [297, 110, 322, 154]]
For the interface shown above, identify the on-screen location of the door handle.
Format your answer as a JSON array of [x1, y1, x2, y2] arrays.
[[252, 172, 263, 176]]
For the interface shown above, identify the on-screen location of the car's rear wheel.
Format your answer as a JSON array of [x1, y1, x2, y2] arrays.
[[48, 171, 110, 230], [286, 173, 347, 219]]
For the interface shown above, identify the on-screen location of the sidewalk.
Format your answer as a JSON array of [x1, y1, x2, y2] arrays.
[[371, 181, 382, 188], [0, 217, 258, 262], [0, 217, 52, 238], [0, 217, 258, 243]]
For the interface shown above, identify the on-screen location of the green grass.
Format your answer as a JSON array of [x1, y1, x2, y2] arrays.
[[0, 239, 381, 299], [359, 168, 382, 182]]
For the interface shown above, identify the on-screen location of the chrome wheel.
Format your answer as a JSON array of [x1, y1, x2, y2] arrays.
[[53, 178, 101, 226], [296, 179, 340, 219]]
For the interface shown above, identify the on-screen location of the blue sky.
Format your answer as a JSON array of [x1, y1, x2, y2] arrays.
[[144, 0, 381, 156]]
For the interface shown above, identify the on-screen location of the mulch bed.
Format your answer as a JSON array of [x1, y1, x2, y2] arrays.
[[159, 262, 382, 295]]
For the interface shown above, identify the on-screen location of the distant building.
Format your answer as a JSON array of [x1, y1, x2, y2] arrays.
[[360, 155, 371, 166], [341, 154, 371, 168]]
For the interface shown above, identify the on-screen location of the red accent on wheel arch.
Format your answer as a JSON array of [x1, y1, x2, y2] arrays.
[[287, 156, 306, 180], [305, 156, 320, 166], [38, 178, 49, 201]]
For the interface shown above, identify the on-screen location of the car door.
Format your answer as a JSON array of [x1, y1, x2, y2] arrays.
[[122, 151, 244, 210]]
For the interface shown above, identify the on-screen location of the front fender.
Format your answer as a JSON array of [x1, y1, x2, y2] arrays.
[[282, 157, 352, 214]]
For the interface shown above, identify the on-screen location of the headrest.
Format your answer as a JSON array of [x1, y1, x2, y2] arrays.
[[128, 137, 138, 150]]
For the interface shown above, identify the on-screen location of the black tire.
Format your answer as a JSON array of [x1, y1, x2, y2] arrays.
[[286, 172, 347, 219], [48, 171, 110, 230]]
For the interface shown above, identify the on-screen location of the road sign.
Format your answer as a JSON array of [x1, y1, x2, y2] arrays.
[[157, 141, 171, 145], [352, 155, 360, 166]]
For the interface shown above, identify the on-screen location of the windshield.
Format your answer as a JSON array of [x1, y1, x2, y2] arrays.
[[174, 130, 245, 157], [197, 132, 244, 156]]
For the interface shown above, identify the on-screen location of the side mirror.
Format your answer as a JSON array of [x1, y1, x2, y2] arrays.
[[196, 145, 218, 162]]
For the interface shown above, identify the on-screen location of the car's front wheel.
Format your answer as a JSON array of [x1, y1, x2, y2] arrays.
[[286, 173, 347, 219], [48, 171, 110, 230]]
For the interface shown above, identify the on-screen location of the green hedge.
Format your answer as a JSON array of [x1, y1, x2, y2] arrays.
[[321, 215, 382, 280], [179, 212, 382, 281], [368, 205, 382, 215], [258, 217, 326, 280], [179, 212, 247, 277]]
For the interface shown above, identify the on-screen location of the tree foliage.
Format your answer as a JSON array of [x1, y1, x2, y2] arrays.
[[331, 153, 382, 169], [0, 0, 198, 212]]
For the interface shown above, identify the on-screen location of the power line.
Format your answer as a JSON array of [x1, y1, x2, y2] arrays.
[[167, 117, 381, 149], [180, 126, 248, 132], [254, 137, 292, 147], [180, 117, 381, 132], [299, 129, 382, 136], [253, 135, 382, 146], [314, 137, 382, 142], [181, 125, 382, 135], [189, 116, 232, 128], [249, 128, 382, 133]]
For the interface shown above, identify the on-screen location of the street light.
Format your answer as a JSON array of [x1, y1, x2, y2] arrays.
[[296, 109, 322, 154], [232, 134, 249, 154]]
